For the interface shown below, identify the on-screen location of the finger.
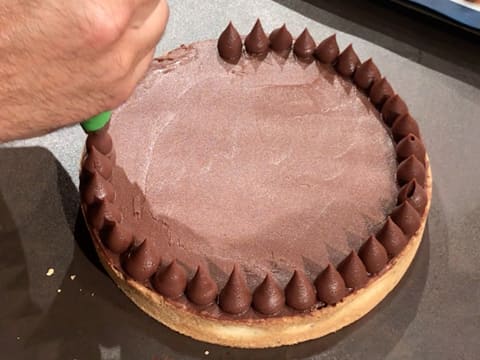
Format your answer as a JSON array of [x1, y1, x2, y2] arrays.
[[127, 0, 161, 11], [122, 0, 169, 69], [110, 48, 155, 106], [130, 47, 156, 85], [129, 0, 162, 28], [73, 0, 164, 55], [100, 0, 166, 86]]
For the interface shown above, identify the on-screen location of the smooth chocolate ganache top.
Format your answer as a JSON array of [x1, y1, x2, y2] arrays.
[[81, 22, 428, 318]]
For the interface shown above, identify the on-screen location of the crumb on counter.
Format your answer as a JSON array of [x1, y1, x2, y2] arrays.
[[46, 268, 55, 277], [70, 275, 77, 280]]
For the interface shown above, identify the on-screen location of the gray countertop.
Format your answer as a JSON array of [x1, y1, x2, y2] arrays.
[[1, 1, 479, 359]]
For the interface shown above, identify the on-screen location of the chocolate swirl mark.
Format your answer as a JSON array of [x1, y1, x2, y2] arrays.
[[153, 45, 199, 74], [204, 77, 368, 182], [217, 22, 242, 64], [245, 19, 269, 55], [140, 112, 175, 192]]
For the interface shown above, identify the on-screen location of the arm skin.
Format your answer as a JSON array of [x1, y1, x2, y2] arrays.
[[0, 0, 169, 142]]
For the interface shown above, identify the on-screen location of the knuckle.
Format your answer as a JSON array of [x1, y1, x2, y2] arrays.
[[83, 3, 133, 48]]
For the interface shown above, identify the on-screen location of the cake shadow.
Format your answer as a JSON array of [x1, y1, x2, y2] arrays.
[[0, 146, 88, 358], [0, 154, 43, 359]]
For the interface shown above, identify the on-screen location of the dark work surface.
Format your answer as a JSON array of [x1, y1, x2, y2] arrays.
[[1, 1, 479, 359], [278, 0, 480, 87]]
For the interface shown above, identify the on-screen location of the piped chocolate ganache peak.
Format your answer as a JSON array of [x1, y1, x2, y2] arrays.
[[80, 20, 432, 348]]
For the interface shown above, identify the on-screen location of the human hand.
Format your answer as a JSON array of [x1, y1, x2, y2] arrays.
[[0, 0, 169, 141]]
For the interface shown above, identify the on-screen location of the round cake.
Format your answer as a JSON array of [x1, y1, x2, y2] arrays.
[[80, 20, 432, 348]]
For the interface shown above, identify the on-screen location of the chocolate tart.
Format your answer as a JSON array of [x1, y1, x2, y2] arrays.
[[80, 21, 432, 348]]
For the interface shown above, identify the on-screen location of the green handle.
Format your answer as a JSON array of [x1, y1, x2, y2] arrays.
[[81, 111, 112, 132]]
